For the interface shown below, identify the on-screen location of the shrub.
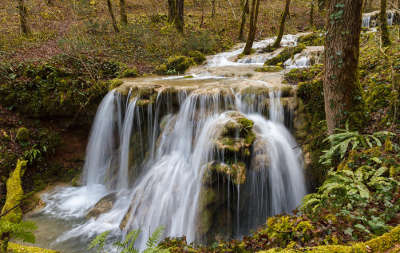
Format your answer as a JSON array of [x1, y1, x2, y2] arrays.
[[264, 44, 306, 66], [119, 67, 139, 78], [16, 127, 29, 143], [188, 51, 206, 65], [156, 56, 195, 75]]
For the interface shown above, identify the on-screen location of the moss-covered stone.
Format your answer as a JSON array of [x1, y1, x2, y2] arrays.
[[188, 51, 206, 65], [8, 242, 59, 253], [264, 44, 306, 66], [297, 33, 325, 46], [156, 55, 196, 75], [16, 127, 29, 143], [119, 67, 139, 78], [255, 66, 284, 72]]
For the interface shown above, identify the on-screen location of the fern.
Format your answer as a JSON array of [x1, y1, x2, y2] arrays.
[[89, 227, 169, 253], [320, 124, 395, 166]]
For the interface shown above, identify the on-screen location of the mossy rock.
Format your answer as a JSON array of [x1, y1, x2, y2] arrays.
[[86, 193, 117, 219], [8, 242, 59, 253], [156, 55, 196, 75], [255, 66, 284, 72], [109, 79, 124, 90], [297, 33, 325, 46], [264, 44, 306, 66], [188, 50, 206, 65], [284, 64, 322, 84], [119, 67, 139, 78], [16, 127, 29, 143]]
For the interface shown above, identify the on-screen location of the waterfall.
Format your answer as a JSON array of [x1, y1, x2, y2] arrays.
[[362, 14, 371, 28]]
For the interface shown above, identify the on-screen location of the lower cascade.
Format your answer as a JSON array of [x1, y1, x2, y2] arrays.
[[36, 80, 306, 252]]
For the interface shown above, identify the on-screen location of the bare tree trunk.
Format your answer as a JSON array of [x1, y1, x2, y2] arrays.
[[168, 0, 184, 33], [168, 0, 176, 22], [17, 0, 31, 35], [239, 0, 249, 40], [175, 0, 184, 33], [120, 0, 128, 25], [381, 0, 391, 46], [310, 0, 314, 28], [211, 0, 216, 18], [272, 0, 291, 48], [324, 0, 363, 134], [243, 0, 260, 55], [46, 0, 53, 6], [107, 0, 120, 32], [200, 0, 205, 27]]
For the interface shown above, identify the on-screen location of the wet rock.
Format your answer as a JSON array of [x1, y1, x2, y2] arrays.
[[86, 193, 116, 219]]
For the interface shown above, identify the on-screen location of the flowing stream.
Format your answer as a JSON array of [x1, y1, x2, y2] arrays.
[[27, 34, 309, 253]]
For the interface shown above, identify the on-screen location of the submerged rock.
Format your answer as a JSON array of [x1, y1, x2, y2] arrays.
[[86, 192, 116, 219]]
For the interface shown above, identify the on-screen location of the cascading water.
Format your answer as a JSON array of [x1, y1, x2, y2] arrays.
[[32, 32, 309, 253]]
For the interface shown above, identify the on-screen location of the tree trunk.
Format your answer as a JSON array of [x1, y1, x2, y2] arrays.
[[239, 0, 249, 40], [381, 0, 391, 46], [107, 0, 120, 32], [168, 0, 176, 23], [310, 0, 314, 28], [120, 0, 128, 25], [272, 0, 291, 48], [46, 0, 53, 6], [17, 0, 31, 35], [243, 0, 260, 55], [323, 0, 363, 134], [168, 0, 184, 33], [211, 0, 216, 18], [0, 233, 9, 253], [175, 0, 184, 33]]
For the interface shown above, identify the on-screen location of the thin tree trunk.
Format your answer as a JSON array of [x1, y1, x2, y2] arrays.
[[324, 0, 363, 134], [46, 0, 53, 6], [272, 0, 291, 48], [175, 0, 184, 33], [17, 0, 31, 35], [381, 0, 391, 46], [0, 233, 9, 253], [211, 0, 216, 18], [243, 0, 260, 55], [200, 0, 205, 27], [310, 0, 314, 28], [168, 0, 176, 23], [239, 0, 249, 40], [120, 0, 128, 25], [107, 0, 120, 32]]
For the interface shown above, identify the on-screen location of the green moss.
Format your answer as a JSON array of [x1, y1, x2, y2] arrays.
[[119, 67, 139, 78], [284, 64, 322, 84], [264, 44, 306, 66], [1, 160, 27, 223], [297, 33, 325, 46], [16, 127, 29, 143], [255, 66, 283, 72], [8, 242, 59, 253], [188, 51, 206, 65], [156, 55, 196, 75], [108, 79, 124, 90]]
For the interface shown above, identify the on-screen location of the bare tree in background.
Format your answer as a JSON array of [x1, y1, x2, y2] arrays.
[[17, 0, 31, 35], [107, 0, 120, 32], [239, 0, 249, 40], [168, 0, 185, 33], [310, 0, 315, 28], [323, 0, 363, 133], [272, 0, 291, 48], [120, 0, 128, 25], [380, 0, 391, 46], [243, 0, 260, 54]]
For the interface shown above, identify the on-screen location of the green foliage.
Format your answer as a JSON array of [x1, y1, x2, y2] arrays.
[[119, 67, 139, 78], [156, 56, 195, 75], [319, 123, 395, 166], [16, 127, 29, 143], [89, 227, 170, 253], [264, 44, 306, 66], [297, 33, 324, 46], [284, 64, 322, 84], [0, 219, 37, 244], [255, 66, 283, 72], [187, 51, 206, 65]]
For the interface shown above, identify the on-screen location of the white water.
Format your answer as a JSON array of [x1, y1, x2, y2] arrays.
[[34, 33, 309, 253], [362, 10, 398, 28]]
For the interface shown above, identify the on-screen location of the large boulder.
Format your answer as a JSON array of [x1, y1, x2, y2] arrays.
[[86, 193, 116, 219]]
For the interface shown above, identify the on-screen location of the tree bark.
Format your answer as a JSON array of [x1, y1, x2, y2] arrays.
[[323, 0, 363, 134], [380, 0, 391, 46], [239, 0, 249, 40], [107, 0, 120, 32], [168, 0, 184, 33], [211, 0, 216, 18], [120, 0, 128, 25], [272, 0, 291, 48], [243, 0, 260, 55], [310, 0, 314, 28], [17, 0, 31, 35]]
